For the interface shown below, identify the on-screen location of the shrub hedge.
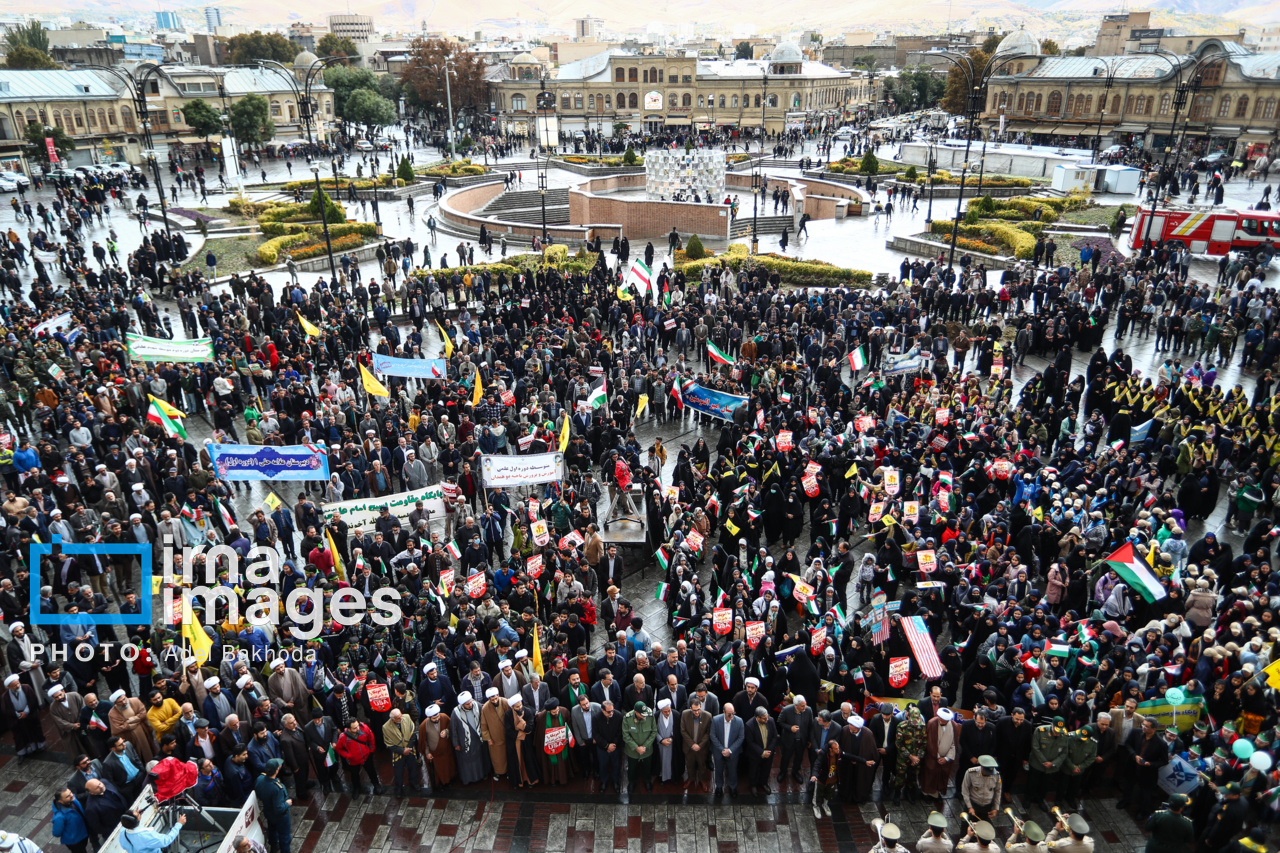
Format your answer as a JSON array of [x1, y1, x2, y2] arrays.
[[679, 242, 872, 287]]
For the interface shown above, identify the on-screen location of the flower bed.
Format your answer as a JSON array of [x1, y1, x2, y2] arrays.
[[410, 248, 600, 279], [419, 159, 490, 178], [257, 223, 377, 264], [930, 220, 1036, 259], [679, 243, 873, 287], [1070, 235, 1123, 265], [277, 175, 404, 192], [556, 155, 644, 167], [916, 170, 1035, 188], [827, 157, 903, 176], [286, 233, 367, 261], [168, 207, 219, 224]]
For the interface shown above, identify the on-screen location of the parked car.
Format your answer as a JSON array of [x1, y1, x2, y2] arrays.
[[1196, 150, 1230, 170], [0, 176, 18, 192], [354, 139, 374, 152], [0, 170, 30, 189], [832, 126, 855, 140]]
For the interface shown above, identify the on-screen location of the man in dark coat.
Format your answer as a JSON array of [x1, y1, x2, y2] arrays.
[[81, 778, 129, 845], [993, 706, 1033, 801], [956, 708, 999, 788], [743, 705, 778, 795], [279, 713, 311, 797]]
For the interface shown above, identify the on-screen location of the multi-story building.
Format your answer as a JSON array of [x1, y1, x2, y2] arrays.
[[984, 29, 1278, 159], [288, 22, 327, 53], [1259, 26, 1280, 53], [154, 11, 182, 31], [0, 68, 133, 173], [204, 7, 222, 32], [574, 17, 604, 41], [489, 43, 859, 138], [326, 14, 374, 43]]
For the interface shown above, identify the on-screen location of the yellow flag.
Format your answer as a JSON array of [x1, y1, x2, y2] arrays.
[[724, 518, 740, 536], [148, 394, 185, 419], [325, 526, 346, 581], [531, 623, 545, 677], [436, 320, 454, 358], [1265, 658, 1280, 689], [617, 286, 634, 301], [472, 370, 484, 407], [1146, 542, 1159, 568], [559, 414, 571, 452], [360, 363, 389, 397], [636, 394, 648, 418], [181, 619, 213, 665], [296, 311, 321, 338], [263, 492, 282, 511]]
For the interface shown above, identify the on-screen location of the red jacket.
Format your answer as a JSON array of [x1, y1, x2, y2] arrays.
[[336, 723, 375, 766]]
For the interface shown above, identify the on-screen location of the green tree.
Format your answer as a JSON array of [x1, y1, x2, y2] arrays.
[[23, 122, 72, 167], [5, 21, 49, 54], [853, 54, 878, 70], [734, 41, 753, 60], [1068, 46, 1087, 57], [397, 156, 415, 183], [315, 33, 358, 62], [343, 88, 398, 135], [227, 31, 299, 65], [5, 45, 57, 69], [981, 33, 1002, 53], [324, 65, 380, 117], [228, 94, 275, 146], [399, 38, 488, 126], [859, 151, 880, 175], [307, 188, 344, 224], [941, 49, 989, 115], [623, 145, 638, 165], [1040, 39, 1061, 56], [377, 74, 402, 104], [180, 98, 223, 139], [685, 234, 706, 260]]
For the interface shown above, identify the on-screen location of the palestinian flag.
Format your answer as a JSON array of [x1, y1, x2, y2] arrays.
[[1046, 639, 1071, 658], [655, 547, 671, 571], [707, 341, 735, 365], [830, 604, 849, 626], [656, 582, 671, 602], [662, 277, 671, 307], [587, 378, 608, 409], [446, 541, 462, 560], [1101, 541, 1167, 602], [1110, 439, 1125, 451], [849, 346, 867, 371], [147, 398, 188, 439], [1077, 623, 1097, 644]]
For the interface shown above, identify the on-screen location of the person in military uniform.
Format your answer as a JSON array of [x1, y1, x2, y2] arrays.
[[1198, 783, 1250, 853], [962, 754, 1002, 821], [870, 822, 904, 853], [1046, 813, 1093, 853], [1006, 820, 1047, 853], [1028, 717, 1069, 813], [1144, 793, 1194, 853], [957, 820, 999, 853], [918, 812, 955, 853], [1226, 827, 1269, 853]]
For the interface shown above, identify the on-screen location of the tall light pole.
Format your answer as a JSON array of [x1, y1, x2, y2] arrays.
[[258, 56, 350, 147], [760, 69, 769, 154], [924, 139, 937, 225], [310, 163, 338, 283], [751, 168, 763, 255], [536, 87, 555, 245], [427, 56, 459, 160]]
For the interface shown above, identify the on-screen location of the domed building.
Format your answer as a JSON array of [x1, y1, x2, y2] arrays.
[[510, 52, 541, 81], [769, 41, 805, 75], [292, 49, 319, 80], [995, 26, 1041, 57]]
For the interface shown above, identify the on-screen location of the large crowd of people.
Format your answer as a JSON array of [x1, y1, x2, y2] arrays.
[[0, 132, 1275, 853]]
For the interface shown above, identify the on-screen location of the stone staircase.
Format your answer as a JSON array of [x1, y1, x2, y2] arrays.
[[729, 213, 795, 238], [478, 187, 572, 226]]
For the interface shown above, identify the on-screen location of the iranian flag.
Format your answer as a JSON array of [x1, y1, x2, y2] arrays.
[[587, 378, 608, 409], [716, 659, 732, 689], [147, 398, 188, 439], [655, 581, 671, 601], [707, 341, 735, 365], [938, 471, 953, 488], [655, 547, 671, 571], [1101, 541, 1167, 602], [625, 258, 652, 299], [446, 541, 462, 560], [1046, 639, 1071, 658], [325, 744, 338, 767], [849, 346, 867, 371]]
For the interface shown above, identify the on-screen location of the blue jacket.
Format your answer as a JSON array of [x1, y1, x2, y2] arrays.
[[246, 731, 283, 778], [52, 798, 89, 845]]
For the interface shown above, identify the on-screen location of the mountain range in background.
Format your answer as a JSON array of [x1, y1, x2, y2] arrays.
[[22, 0, 1275, 44]]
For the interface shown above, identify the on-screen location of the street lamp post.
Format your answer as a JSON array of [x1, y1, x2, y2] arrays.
[[924, 140, 937, 225], [535, 87, 554, 246], [761, 69, 769, 154], [310, 163, 338, 283], [751, 168, 763, 255], [436, 57, 458, 160], [258, 56, 351, 147]]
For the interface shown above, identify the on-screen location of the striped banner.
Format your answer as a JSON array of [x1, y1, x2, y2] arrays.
[[902, 615, 943, 680]]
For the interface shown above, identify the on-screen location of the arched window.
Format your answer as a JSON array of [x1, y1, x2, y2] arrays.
[[511, 94, 526, 110], [1034, 93, 1043, 111], [1047, 91, 1062, 114], [87, 110, 97, 128], [682, 93, 691, 107], [615, 68, 624, 82], [1218, 95, 1232, 118], [98, 109, 108, 128], [669, 92, 677, 109], [560, 93, 570, 110], [731, 95, 739, 109], [270, 99, 281, 118], [23, 108, 35, 127], [1190, 93, 1213, 120], [669, 68, 678, 82], [52, 112, 64, 131], [1236, 96, 1249, 118], [1124, 95, 1134, 113], [73, 110, 83, 129], [1132, 96, 1144, 114], [1142, 97, 1151, 115], [754, 94, 761, 108], [791, 93, 801, 108], [642, 69, 648, 83], [120, 106, 134, 130], [573, 93, 582, 109], [628, 68, 637, 82], [768, 93, 778, 107], [1066, 94, 1075, 115], [286, 101, 296, 122], [697, 95, 705, 108], [1083, 95, 1092, 114], [718, 94, 725, 108], [651, 67, 660, 83], [1015, 62, 1024, 73], [1158, 94, 1170, 115], [617, 91, 626, 109], [628, 93, 637, 108], [1016, 92, 1025, 112], [1265, 98, 1277, 120], [1111, 94, 1121, 114], [605, 95, 611, 109], [588, 94, 595, 110]]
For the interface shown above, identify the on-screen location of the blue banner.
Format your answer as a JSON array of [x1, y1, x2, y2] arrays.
[[371, 354, 448, 380], [683, 383, 747, 421], [207, 444, 331, 481]]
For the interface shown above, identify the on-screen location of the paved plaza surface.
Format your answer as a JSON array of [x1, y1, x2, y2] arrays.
[[0, 131, 1255, 853]]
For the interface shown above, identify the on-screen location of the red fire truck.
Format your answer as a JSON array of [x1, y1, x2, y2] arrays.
[[1129, 206, 1280, 260]]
